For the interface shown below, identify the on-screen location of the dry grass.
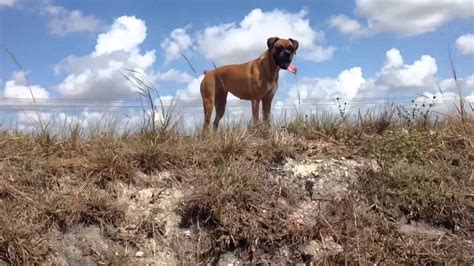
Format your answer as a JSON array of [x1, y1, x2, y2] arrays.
[[0, 106, 473, 264], [179, 159, 299, 257]]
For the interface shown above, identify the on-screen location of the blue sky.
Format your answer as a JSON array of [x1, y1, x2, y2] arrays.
[[0, 0, 473, 129]]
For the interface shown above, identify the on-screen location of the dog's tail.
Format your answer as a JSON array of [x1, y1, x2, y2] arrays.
[[200, 71, 208, 96]]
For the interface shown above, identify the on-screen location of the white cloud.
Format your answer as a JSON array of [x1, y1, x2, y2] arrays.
[[0, 0, 19, 7], [328, 14, 372, 39], [48, 9, 101, 36], [331, 0, 474, 38], [94, 16, 146, 56], [456, 34, 474, 55], [414, 76, 474, 114], [42, 4, 65, 16], [42, 4, 102, 36], [17, 111, 52, 124], [437, 75, 474, 95], [0, 72, 52, 131], [413, 91, 474, 115], [281, 48, 439, 104], [375, 48, 438, 91], [1, 71, 50, 100], [10, 71, 28, 86], [161, 28, 193, 64], [383, 48, 404, 68], [157, 69, 193, 83], [172, 75, 204, 101], [284, 67, 365, 105], [55, 16, 156, 100], [3, 81, 49, 99], [196, 8, 335, 65]]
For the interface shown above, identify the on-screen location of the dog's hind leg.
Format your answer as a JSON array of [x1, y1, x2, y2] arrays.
[[213, 87, 228, 130], [203, 98, 213, 129], [200, 73, 215, 130]]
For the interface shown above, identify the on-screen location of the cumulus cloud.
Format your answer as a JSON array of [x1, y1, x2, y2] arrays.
[[17, 111, 52, 124], [196, 8, 335, 65], [374, 48, 438, 91], [1, 71, 50, 100], [331, 0, 474, 38], [285, 67, 365, 105], [3, 81, 50, 99], [413, 76, 474, 115], [93, 16, 146, 56], [281, 48, 440, 107], [354, 49, 437, 98], [413, 90, 474, 115], [328, 14, 372, 39], [172, 75, 203, 101], [437, 75, 474, 95], [279, 48, 438, 106], [0, 72, 52, 131], [456, 34, 474, 55], [43, 5, 102, 36], [48, 9, 101, 36], [157, 69, 193, 83], [161, 28, 193, 64], [55, 16, 156, 100]]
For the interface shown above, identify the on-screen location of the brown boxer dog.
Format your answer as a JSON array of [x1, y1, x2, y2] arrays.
[[200, 36, 298, 129]]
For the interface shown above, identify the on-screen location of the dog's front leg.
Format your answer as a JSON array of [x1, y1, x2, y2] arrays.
[[251, 99, 260, 126], [262, 91, 275, 125]]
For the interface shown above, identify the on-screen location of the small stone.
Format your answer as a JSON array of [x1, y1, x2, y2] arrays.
[[302, 237, 343, 262], [218, 251, 241, 266], [303, 240, 322, 258], [125, 224, 137, 230], [182, 229, 191, 238], [136, 188, 155, 203], [369, 159, 382, 173], [135, 251, 144, 257]]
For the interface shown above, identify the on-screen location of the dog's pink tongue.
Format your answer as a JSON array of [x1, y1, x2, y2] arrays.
[[287, 64, 297, 74]]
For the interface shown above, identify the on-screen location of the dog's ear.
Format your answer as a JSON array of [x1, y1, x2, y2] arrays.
[[267, 37, 279, 49], [289, 38, 299, 53]]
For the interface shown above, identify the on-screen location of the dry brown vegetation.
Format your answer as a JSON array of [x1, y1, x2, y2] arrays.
[[1, 103, 473, 265]]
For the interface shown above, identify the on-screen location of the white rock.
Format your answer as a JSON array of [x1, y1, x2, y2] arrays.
[[136, 188, 155, 203]]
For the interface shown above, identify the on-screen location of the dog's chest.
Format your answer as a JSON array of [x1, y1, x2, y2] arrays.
[[263, 79, 277, 92], [261, 76, 277, 92], [249, 78, 277, 99]]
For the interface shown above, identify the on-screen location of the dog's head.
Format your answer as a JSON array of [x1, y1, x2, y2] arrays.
[[267, 37, 299, 73]]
